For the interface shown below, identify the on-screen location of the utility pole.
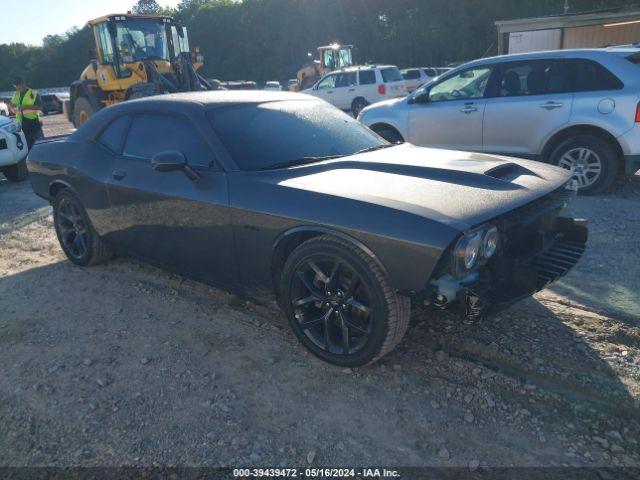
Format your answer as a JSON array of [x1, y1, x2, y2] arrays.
[[564, 0, 570, 14]]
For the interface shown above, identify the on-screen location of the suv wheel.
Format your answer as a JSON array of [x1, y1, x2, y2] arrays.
[[1, 159, 28, 182], [53, 190, 113, 266], [280, 235, 410, 366], [372, 125, 404, 144], [351, 98, 369, 117], [549, 135, 618, 195]]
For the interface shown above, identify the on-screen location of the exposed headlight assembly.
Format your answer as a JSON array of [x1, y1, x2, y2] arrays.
[[455, 231, 483, 271], [482, 226, 499, 259], [454, 225, 499, 275]]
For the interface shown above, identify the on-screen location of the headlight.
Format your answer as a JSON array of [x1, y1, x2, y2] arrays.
[[2, 122, 21, 134], [454, 225, 499, 274], [455, 231, 483, 270], [482, 227, 499, 258]]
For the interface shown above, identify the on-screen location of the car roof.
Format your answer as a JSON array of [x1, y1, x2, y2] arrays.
[[461, 46, 640, 67], [125, 90, 311, 107], [72, 91, 323, 139], [335, 65, 397, 73]]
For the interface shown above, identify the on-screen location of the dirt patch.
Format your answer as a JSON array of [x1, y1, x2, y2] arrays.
[[0, 115, 638, 468]]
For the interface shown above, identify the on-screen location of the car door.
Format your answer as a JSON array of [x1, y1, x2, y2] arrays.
[[104, 112, 241, 290], [482, 59, 573, 156], [312, 73, 338, 106], [331, 71, 358, 110], [407, 65, 492, 151]]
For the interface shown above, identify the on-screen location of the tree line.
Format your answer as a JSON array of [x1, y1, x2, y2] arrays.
[[0, 0, 624, 90]]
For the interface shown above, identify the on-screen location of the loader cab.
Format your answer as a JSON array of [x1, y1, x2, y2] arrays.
[[318, 44, 354, 71], [91, 14, 195, 83]]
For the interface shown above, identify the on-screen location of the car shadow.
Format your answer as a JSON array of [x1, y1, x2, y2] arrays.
[[545, 174, 640, 322], [402, 294, 639, 419]]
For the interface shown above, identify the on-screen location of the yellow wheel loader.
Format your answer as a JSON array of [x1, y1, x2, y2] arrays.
[[295, 44, 354, 91], [67, 13, 214, 128]]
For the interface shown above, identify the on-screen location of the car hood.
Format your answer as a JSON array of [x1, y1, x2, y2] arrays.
[[0, 115, 12, 127], [276, 144, 571, 231], [361, 96, 406, 114]]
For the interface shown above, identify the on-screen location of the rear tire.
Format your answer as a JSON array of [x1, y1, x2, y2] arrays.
[[2, 159, 28, 182], [73, 97, 94, 129], [280, 235, 410, 366], [371, 125, 404, 144], [549, 135, 618, 195], [53, 190, 113, 266], [351, 97, 369, 118]]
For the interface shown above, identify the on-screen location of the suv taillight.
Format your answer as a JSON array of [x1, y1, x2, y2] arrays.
[[635, 102, 640, 123], [378, 84, 386, 95]]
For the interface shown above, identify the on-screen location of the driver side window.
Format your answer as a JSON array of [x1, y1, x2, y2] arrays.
[[428, 67, 492, 102], [317, 74, 336, 90]]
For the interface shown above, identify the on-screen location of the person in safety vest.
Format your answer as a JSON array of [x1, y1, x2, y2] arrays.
[[9, 75, 44, 149]]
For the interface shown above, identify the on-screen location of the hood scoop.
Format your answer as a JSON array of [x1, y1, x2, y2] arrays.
[[484, 162, 540, 182]]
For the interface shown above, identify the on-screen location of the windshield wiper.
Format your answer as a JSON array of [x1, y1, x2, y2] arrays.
[[261, 155, 344, 171], [353, 143, 398, 155]]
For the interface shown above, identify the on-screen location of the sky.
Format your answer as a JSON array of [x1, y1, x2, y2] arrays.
[[0, 0, 182, 46]]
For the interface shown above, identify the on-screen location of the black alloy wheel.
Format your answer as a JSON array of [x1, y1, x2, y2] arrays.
[[53, 190, 113, 266], [56, 196, 89, 261], [290, 256, 373, 356], [280, 235, 410, 366]]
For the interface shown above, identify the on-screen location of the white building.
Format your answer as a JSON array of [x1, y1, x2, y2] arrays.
[[496, 6, 640, 55]]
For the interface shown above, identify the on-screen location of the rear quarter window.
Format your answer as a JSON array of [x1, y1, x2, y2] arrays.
[[97, 116, 130, 153], [358, 70, 376, 85], [569, 59, 623, 92], [381, 67, 403, 83], [403, 69, 420, 80]]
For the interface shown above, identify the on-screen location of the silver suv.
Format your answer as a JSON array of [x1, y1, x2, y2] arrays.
[[358, 48, 640, 194]]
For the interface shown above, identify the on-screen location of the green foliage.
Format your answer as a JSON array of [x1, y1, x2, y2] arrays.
[[0, 0, 626, 90], [132, 0, 163, 14]]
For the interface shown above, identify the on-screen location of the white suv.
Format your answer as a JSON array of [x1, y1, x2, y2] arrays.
[[0, 115, 28, 182], [359, 48, 640, 194], [401, 67, 451, 93], [305, 65, 407, 117]]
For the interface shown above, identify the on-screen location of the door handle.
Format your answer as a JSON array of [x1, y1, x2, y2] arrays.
[[112, 170, 127, 180], [348, 88, 355, 92], [326, 91, 333, 94], [539, 101, 563, 110], [460, 106, 478, 114]]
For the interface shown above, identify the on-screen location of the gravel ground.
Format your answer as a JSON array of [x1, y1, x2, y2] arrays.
[[0, 114, 639, 470]]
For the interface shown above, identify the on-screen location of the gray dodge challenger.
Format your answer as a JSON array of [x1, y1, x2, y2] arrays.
[[27, 91, 587, 366]]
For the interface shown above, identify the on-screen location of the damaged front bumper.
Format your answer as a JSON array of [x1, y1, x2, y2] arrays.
[[432, 215, 588, 321]]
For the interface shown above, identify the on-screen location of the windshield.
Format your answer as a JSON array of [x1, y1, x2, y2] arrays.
[[116, 19, 169, 61], [171, 25, 190, 54], [336, 48, 353, 68], [208, 100, 384, 171], [322, 48, 353, 69]]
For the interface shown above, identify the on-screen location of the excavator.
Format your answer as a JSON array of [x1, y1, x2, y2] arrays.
[[67, 13, 214, 128], [295, 44, 355, 90]]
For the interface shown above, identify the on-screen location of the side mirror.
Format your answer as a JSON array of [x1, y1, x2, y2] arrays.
[[409, 90, 430, 105], [151, 150, 201, 181], [152, 150, 187, 172]]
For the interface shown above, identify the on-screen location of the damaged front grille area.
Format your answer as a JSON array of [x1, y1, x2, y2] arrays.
[[427, 185, 588, 321], [535, 238, 587, 289]]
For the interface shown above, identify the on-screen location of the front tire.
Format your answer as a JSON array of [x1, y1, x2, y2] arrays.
[[549, 135, 618, 195], [53, 190, 113, 266], [280, 235, 410, 366], [371, 125, 404, 144], [2, 159, 28, 182], [2, 160, 29, 183], [73, 97, 94, 129]]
